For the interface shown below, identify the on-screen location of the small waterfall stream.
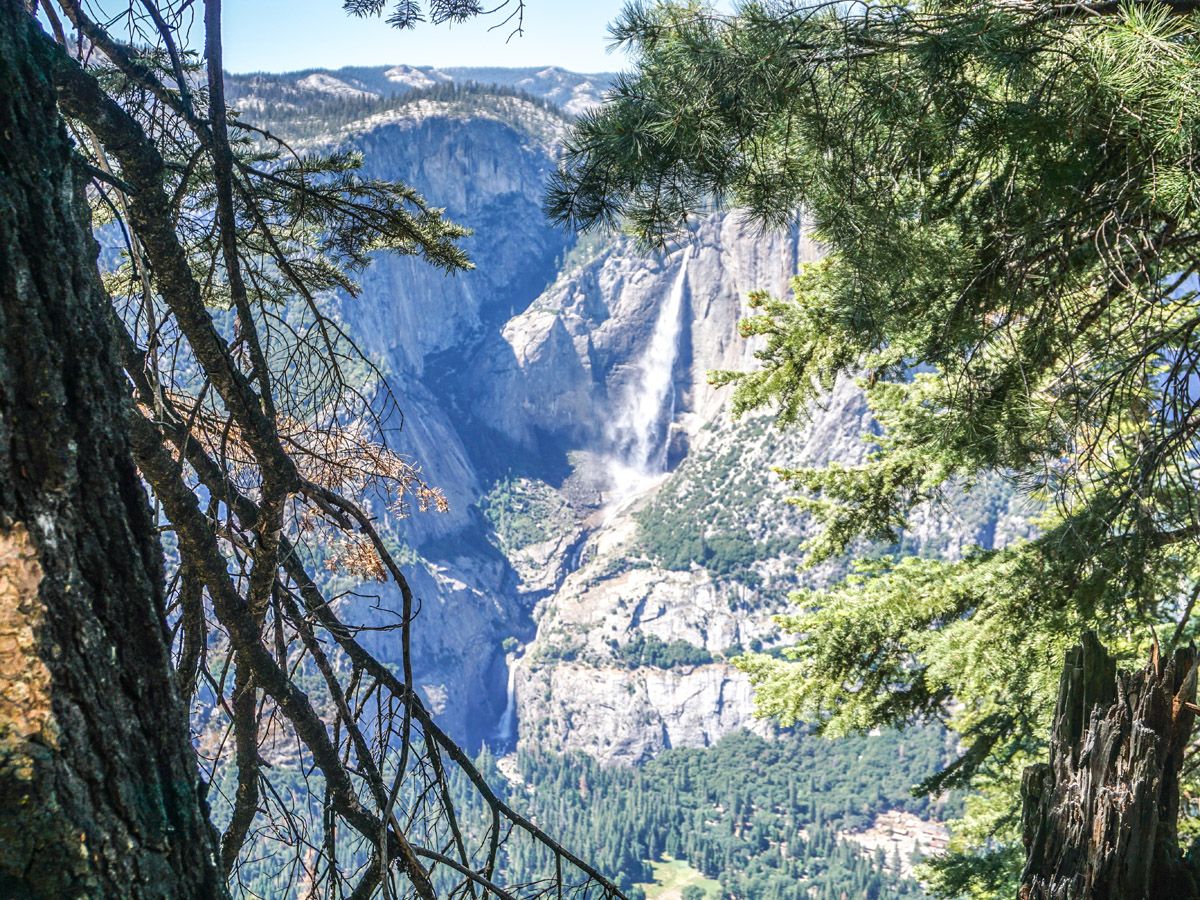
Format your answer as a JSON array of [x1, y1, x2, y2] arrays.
[[606, 245, 692, 499], [493, 659, 518, 749], [492, 246, 692, 749]]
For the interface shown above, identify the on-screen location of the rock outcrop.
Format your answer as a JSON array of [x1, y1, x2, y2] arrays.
[[228, 76, 1036, 760]]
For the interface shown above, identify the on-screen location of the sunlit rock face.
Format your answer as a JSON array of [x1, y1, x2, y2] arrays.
[[230, 73, 1035, 758]]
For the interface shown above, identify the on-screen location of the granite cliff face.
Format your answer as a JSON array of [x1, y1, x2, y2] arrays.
[[231, 74, 1033, 760]]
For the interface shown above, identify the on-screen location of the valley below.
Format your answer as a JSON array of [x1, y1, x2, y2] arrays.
[[221, 63, 1033, 898]]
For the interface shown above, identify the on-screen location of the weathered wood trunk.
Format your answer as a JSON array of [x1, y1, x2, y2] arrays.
[[0, 5, 224, 896], [1020, 631, 1199, 899]]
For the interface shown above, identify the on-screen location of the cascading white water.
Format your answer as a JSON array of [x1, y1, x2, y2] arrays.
[[606, 245, 692, 499], [494, 660, 518, 748]]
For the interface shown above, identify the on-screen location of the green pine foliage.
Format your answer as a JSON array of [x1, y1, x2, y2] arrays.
[[611, 633, 715, 668], [229, 79, 566, 141], [497, 728, 956, 899], [548, 1, 1200, 893], [634, 417, 806, 587], [480, 477, 576, 553], [215, 727, 953, 898]]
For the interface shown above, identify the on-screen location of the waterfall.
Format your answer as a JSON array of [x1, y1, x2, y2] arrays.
[[494, 660, 518, 749], [606, 245, 692, 498]]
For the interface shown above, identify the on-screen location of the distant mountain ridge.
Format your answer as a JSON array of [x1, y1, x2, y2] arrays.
[[228, 63, 613, 117]]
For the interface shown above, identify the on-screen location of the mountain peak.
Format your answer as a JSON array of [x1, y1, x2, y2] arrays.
[[384, 64, 454, 89], [227, 64, 613, 120], [296, 72, 378, 98]]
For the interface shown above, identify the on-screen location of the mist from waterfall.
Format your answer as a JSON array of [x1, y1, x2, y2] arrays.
[[605, 245, 692, 503]]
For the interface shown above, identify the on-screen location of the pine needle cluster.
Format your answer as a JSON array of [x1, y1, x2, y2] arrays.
[[550, 1, 1200, 892]]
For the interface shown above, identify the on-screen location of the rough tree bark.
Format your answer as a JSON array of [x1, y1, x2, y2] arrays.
[[0, 4, 225, 896], [1020, 631, 1200, 899]]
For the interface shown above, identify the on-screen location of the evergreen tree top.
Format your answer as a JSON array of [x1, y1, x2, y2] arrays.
[[549, 1, 1200, 893]]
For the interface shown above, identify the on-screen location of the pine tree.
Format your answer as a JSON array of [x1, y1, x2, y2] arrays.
[[0, 1, 223, 891], [549, 0, 1200, 894], [3, 1, 617, 897]]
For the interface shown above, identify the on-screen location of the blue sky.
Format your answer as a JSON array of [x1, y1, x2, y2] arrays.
[[222, 0, 632, 74]]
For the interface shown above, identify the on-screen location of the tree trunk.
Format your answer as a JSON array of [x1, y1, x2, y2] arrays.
[[1020, 631, 1199, 899], [0, 5, 224, 897]]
